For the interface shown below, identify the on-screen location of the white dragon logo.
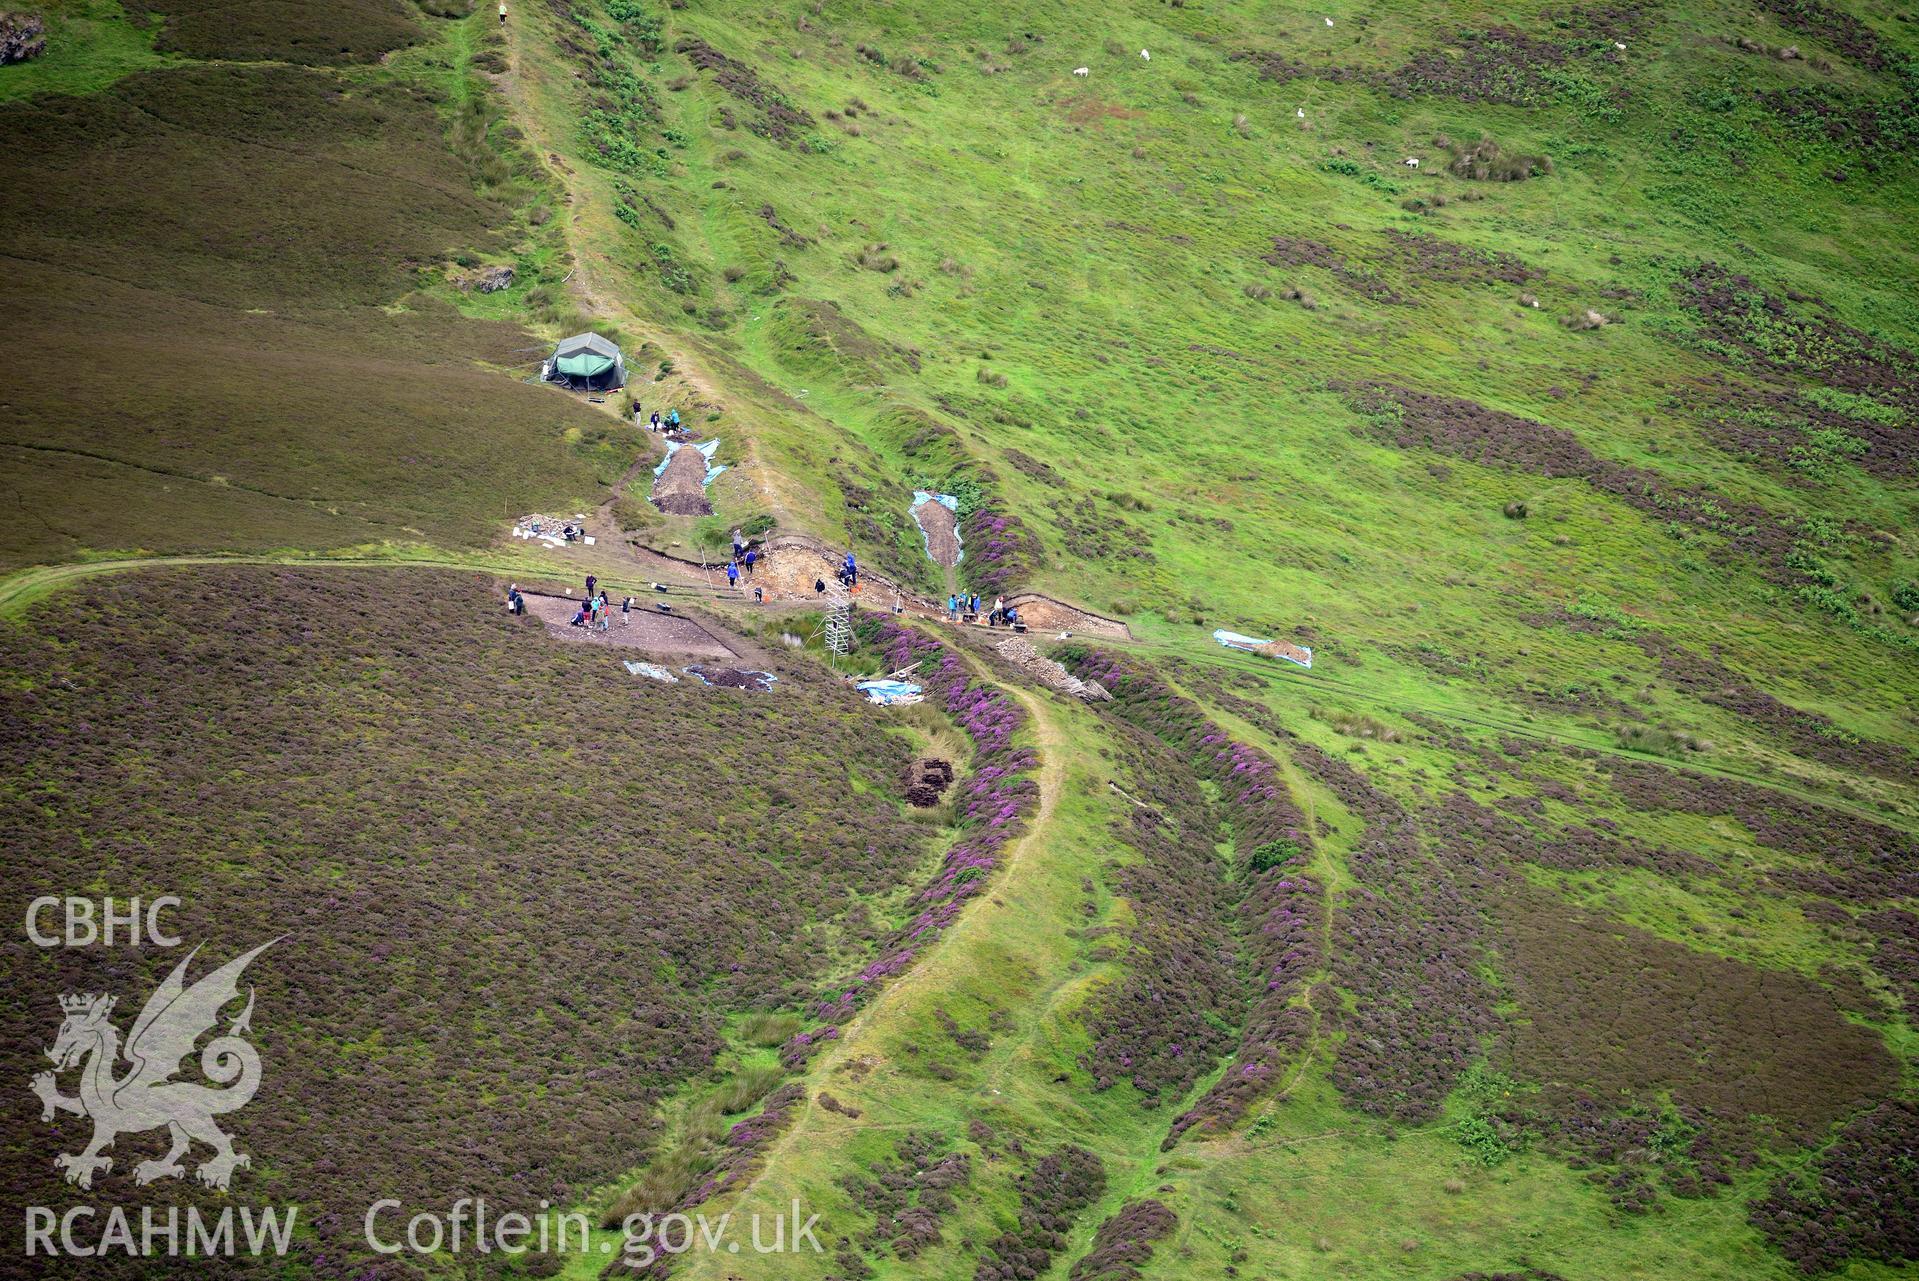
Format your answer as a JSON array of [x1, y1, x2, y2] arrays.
[[30, 941, 275, 1191]]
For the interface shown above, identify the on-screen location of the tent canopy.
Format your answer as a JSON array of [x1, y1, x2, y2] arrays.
[[555, 351, 615, 377], [549, 332, 626, 388]]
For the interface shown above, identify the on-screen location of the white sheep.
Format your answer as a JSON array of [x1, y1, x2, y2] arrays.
[[1404, 157, 1420, 168], [1614, 41, 1626, 50], [1073, 66, 1089, 76], [1140, 48, 1150, 60], [1296, 107, 1306, 118], [1325, 16, 1334, 25]]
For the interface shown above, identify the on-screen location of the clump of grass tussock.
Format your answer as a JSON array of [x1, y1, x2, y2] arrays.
[[602, 1061, 788, 1225], [1312, 707, 1405, 743], [703, 1064, 786, 1116], [907, 795, 960, 826], [449, 92, 515, 190], [857, 243, 900, 272], [603, 1145, 718, 1224], [737, 1010, 804, 1046], [1438, 133, 1552, 181], [1615, 724, 1712, 757]]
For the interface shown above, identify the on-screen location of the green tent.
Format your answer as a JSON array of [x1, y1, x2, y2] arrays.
[[556, 351, 614, 377], [547, 332, 626, 390]]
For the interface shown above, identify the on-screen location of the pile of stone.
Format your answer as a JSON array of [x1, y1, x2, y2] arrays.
[[455, 264, 515, 294], [1, 12, 47, 64], [993, 637, 1111, 701]]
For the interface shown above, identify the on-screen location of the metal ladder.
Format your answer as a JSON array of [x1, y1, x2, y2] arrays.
[[823, 600, 853, 655]]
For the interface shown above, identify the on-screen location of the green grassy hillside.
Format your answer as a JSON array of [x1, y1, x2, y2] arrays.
[[1, 0, 1915, 1278], [505, 0, 1919, 790]]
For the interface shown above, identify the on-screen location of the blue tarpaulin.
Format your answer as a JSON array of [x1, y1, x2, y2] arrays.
[[856, 679, 924, 705]]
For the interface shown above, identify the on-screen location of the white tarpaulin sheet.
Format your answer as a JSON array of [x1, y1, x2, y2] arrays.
[[653, 438, 728, 484], [1213, 629, 1313, 669]]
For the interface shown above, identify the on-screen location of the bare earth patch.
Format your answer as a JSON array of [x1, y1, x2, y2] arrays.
[[912, 495, 961, 568], [651, 443, 714, 515], [519, 591, 737, 657]]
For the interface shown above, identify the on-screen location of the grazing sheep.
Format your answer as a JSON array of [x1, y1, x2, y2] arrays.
[[1296, 107, 1306, 118], [1073, 66, 1089, 76], [1404, 157, 1420, 168], [1614, 41, 1627, 50], [1325, 16, 1334, 25], [1140, 48, 1150, 60]]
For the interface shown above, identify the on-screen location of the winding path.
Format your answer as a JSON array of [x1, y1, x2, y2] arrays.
[[669, 667, 1073, 1280]]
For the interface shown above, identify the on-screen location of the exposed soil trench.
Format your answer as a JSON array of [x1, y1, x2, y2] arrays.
[[912, 495, 961, 568], [518, 590, 737, 657], [651, 444, 713, 515]]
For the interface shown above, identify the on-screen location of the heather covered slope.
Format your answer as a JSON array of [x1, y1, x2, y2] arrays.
[[0, 566, 946, 1277]]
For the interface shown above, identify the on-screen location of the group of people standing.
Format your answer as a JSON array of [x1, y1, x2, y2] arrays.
[[507, 542, 1031, 638], [527, 573, 631, 633], [636, 404, 683, 433], [812, 551, 860, 597], [725, 529, 762, 601], [946, 592, 1018, 628]]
